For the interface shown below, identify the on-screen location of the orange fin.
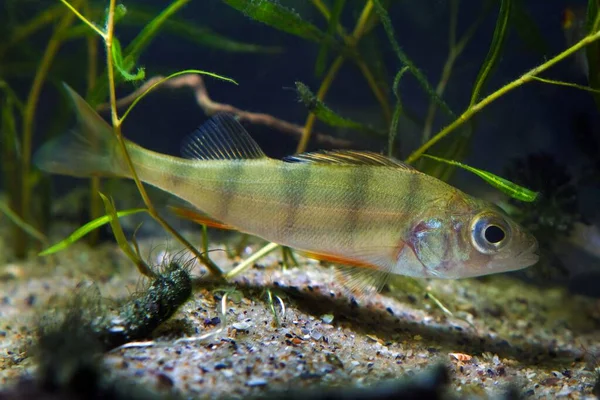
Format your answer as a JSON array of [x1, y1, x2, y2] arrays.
[[168, 205, 237, 231], [298, 250, 380, 270], [298, 249, 395, 295]]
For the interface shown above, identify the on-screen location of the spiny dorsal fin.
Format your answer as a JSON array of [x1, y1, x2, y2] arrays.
[[181, 113, 266, 160], [284, 150, 414, 169]]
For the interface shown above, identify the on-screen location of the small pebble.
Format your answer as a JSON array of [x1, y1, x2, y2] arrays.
[[245, 378, 267, 387], [232, 321, 253, 330], [156, 372, 174, 389], [25, 294, 36, 306], [214, 362, 231, 370], [321, 314, 334, 324]]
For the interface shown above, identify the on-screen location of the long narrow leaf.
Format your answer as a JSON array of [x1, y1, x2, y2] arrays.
[[62, 6, 281, 53], [122, 0, 189, 69], [112, 37, 145, 81], [89, 0, 189, 105], [127, 10, 281, 53], [469, 0, 511, 106], [38, 208, 147, 256], [372, 0, 455, 120], [315, 0, 345, 76], [586, 0, 600, 108], [99, 193, 154, 277], [587, 0, 600, 32], [221, 0, 327, 42], [422, 154, 538, 202], [296, 82, 383, 136], [0, 200, 47, 243], [388, 66, 410, 156]]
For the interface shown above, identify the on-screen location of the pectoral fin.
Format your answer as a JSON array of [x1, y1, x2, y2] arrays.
[[297, 248, 397, 294], [168, 204, 238, 231]]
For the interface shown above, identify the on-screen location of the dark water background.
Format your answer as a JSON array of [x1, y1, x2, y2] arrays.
[[3, 0, 600, 237], [19, 0, 596, 171]]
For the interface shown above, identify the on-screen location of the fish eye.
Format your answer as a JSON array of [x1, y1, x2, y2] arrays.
[[484, 225, 505, 244], [470, 214, 511, 254]]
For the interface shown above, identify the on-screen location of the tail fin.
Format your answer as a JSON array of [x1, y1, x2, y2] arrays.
[[34, 83, 129, 178]]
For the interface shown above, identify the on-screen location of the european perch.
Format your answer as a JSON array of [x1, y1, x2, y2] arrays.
[[34, 85, 538, 288]]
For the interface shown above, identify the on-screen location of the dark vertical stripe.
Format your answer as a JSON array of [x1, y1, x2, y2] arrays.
[[404, 171, 423, 218], [344, 166, 373, 247], [280, 163, 311, 236], [215, 161, 245, 219]]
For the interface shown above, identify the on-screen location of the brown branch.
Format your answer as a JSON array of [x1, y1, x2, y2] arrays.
[[97, 74, 352, 148]]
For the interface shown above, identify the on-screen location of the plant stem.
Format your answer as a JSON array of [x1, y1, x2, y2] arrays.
[[225, 242, 279, 279], [297, 56, 344, 153], [310, 0, 390, 122], [103, 0, 223, 278], [406, 27, 600, 164], [84, 0, 101, 246], [297, 0, 375, 153], [59, 0, 105, 38], [16, 2, 79, 258], [0, 4, 65, 58]]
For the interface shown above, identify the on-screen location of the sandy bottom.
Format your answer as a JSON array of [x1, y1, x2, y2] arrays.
[[0, 221, 599, 399]]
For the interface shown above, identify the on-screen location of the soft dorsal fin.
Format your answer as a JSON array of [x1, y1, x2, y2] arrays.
[[284, 150, 414, 169], [181, 113, 266, 160]]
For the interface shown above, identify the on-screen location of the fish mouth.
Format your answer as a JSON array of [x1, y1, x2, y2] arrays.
[[516, 241, 539, 266]]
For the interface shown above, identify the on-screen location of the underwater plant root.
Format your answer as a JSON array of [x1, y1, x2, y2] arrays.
[[96, 73, 351, 148]]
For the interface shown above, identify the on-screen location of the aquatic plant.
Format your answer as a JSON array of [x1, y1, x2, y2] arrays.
[[6, 0, 600, 297], [0, 0, 275, 260]]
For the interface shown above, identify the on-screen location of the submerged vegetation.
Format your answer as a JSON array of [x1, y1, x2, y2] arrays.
[[1, 0, 600, 398], [0, 0, 598, 288]]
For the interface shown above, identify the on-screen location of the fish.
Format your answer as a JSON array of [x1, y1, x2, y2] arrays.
[[34, 84, 539, 284]]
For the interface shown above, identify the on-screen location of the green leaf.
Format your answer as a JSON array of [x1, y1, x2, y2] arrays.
[[111, 37, 145, 81], [99, 193, 155, 277], [388, 66, 410, 156], [372, 0, 455, 120], [126, 9, 282, 53], [221, 0, 327, 43], [63, 5, 282, 54], [38, 208, 147, 256], [295, 82, 383, 136], [121, 0, 189, 66], [469, 0, 511, 106], [586, 0, 600, 108], [89, 0, 189, 105], [422, 154, 538, 202], [587, 0, 600, 33], [0, 4, 65, 57], [315, 0, 345, 76], [0, 200, 47, 244]]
